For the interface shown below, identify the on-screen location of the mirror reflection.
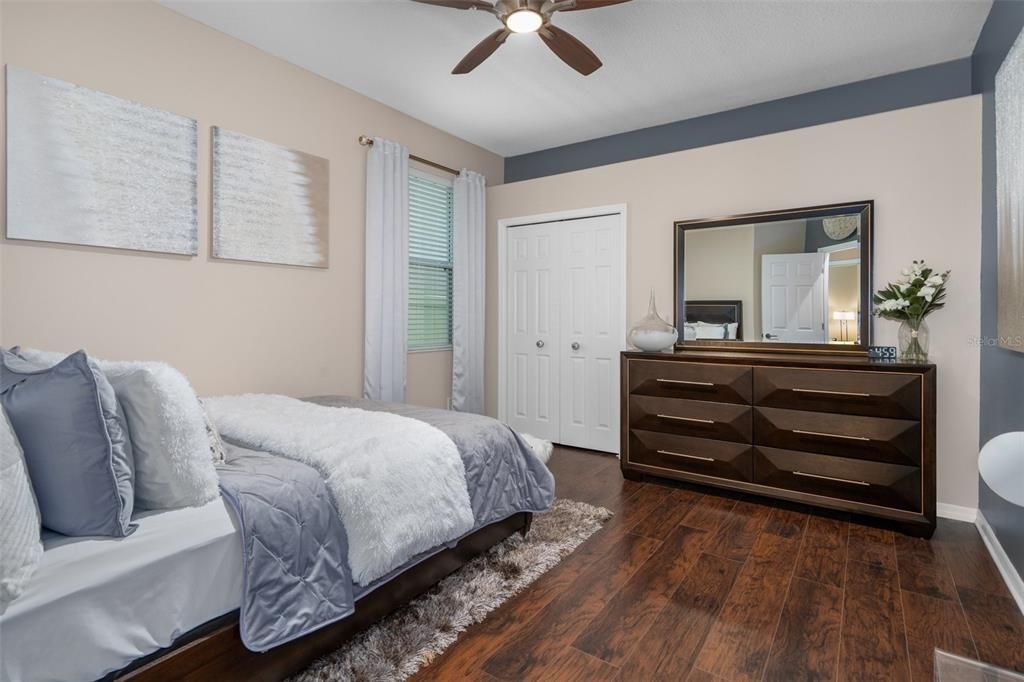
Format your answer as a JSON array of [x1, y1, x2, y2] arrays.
[[681, 213, 862, 345]]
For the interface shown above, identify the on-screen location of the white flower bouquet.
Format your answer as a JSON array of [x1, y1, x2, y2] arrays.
[[872, 260, 950, 361]]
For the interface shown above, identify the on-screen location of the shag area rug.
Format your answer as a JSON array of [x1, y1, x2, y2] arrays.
[[290, 499, 612, 682]]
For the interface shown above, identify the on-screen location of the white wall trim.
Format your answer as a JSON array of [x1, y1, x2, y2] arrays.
[[496, 203, 629, 426], [976, 510, 1024, 616], [937, 503, 978, 522]]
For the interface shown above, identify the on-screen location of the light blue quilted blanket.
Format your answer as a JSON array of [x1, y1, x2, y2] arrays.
[[218, 397, 555, 652]]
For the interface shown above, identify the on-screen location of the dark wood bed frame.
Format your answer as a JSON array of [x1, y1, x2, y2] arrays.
[[111, 512, 532, 682]]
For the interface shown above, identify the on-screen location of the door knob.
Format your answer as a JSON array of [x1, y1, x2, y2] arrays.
[[571, 342, 580, 351], [536, 340, 544, 348], [764, 333, 778, 340]]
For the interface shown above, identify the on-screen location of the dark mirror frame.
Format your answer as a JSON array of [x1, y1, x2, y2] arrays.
[[674, 200, 874, 355]]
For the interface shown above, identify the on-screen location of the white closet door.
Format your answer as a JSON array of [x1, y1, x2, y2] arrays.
[[558, 214, 622, 452], [505, 224, 560, 442]]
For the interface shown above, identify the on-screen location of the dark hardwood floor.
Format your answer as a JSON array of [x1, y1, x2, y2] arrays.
[[414, 446, 1024, 681]]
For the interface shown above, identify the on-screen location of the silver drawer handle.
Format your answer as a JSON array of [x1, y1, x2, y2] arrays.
[[657, 449, 715, 462], [792, 388, 872, 398], [792, 429, 871, 442], [793, 471, 870, 487], [657, 414, 716, 424], [657, 378, 716, 387]]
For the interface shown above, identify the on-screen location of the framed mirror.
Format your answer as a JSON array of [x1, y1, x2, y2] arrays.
[[674, 201, 873, 354]]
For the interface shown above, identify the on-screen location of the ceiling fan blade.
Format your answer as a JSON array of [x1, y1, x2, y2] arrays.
[[453, 29, 511, 74], [558, 0, 631, 11], [411, 0, 496, 10], [539, 25, 602, 75]]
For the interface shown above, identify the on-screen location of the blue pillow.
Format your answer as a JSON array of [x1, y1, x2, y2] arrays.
[[0, 350, 135, 537]]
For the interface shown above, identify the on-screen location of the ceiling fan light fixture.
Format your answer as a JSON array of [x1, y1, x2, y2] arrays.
[[505, 9, 543, 33]]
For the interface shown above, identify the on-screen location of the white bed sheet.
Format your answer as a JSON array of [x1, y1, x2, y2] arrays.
[[0, 499, 242, 682]]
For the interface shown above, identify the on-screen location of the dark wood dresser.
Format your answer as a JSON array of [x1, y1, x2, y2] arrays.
[[621, 350, 937, 536]]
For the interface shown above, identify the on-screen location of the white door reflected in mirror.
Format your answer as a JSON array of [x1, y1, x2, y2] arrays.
[[760, 253, 829, 344]]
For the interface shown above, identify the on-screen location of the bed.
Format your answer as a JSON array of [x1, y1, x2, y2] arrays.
[[0, 499, 243, 682], [683, 299, 744, 341], [0, 396, 554, 682]]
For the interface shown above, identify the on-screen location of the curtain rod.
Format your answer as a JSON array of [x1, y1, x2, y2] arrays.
[[358, 135, 460, 177]]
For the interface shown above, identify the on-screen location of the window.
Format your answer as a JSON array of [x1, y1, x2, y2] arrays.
[[408, 169, 454, 350]]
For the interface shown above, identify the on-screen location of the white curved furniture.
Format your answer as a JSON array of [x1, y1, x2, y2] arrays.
[[979, 431, 1024, 507]]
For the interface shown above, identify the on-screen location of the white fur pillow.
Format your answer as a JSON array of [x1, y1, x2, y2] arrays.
[[0, 407, 43, 613], [13, 349, 219, 510]]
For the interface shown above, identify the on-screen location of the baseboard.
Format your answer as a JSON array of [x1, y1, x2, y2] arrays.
[[937, 503, 978, 522], [976, 510, 1024, 616]]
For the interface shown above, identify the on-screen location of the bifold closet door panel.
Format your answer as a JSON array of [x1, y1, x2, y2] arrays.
[[558, 214, 623, 453], [505, 224, 560, 443]]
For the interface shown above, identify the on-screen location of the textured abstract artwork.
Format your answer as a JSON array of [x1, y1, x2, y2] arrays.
[[212, 127, 329, 268], [997, 31, 1024, 353], [6, 66, 198, 254]]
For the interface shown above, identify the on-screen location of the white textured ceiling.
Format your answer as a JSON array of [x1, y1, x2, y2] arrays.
[[162, 0, 991, 156]]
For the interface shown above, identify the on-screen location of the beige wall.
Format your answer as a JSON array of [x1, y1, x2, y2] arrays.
[[827, 246, 861, 342], [751, 219, 807, 339], [683, 225, 755, 334], [0, 5, 5, 344], [0, 1, 502, 408], [488, 96, 983, 511]]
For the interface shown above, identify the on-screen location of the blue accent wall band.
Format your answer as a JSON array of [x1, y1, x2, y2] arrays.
[[504, 58, 973, 183], [973, 0, 1024, 576]]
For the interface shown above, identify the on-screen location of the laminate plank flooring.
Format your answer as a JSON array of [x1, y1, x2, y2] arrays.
[[838, 560, 912, 682], [415, 447, 1024, 681], [693, 531, 802, 681], [762, 577, 843, 682], [572, 524, 710, 666], [794, 515, 849, 588]]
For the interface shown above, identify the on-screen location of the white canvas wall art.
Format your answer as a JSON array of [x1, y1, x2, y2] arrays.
[[996, 30, 1024, 353], [212, 127, 329, 268], [5, 66, 198, 255]]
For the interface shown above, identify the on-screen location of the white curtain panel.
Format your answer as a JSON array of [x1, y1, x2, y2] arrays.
[[364, 138, 410, 402], [452, 170, 487, 413]]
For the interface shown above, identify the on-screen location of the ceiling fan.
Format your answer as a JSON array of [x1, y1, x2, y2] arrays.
[[411, 0, 632, 76]]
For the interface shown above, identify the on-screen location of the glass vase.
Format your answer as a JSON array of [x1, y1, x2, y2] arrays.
[[628, 289, 678, 352], [898, 318, 930, 363]]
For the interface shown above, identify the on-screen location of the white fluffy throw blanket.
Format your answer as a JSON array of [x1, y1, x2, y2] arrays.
[[204, 394, 475, 585]]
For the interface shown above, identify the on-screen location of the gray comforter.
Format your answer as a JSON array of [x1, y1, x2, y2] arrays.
[[217, 446, 354, 651], [219, 397, 555, 651]]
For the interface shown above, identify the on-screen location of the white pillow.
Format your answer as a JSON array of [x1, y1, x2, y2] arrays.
[[0, 407, 43, 613], [13, 349, 219, 510], [726, 322, 739, 340], [693, 322, 728, 340]]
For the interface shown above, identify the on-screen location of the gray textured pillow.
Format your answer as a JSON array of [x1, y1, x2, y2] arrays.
[[0, 350, 135, 537], [0, 407, 43, 612]]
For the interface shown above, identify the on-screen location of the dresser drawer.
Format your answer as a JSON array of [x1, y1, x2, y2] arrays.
[[754, 446, 921, 513], [754, 407, 920, 466], [629, 395, 752, 443], [753, 367, 922, 420], [627, 359, 752, 405], [628, 430, 753, 482]]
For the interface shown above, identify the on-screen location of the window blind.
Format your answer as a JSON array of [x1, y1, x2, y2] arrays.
[[408, 172, 454, 350]]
